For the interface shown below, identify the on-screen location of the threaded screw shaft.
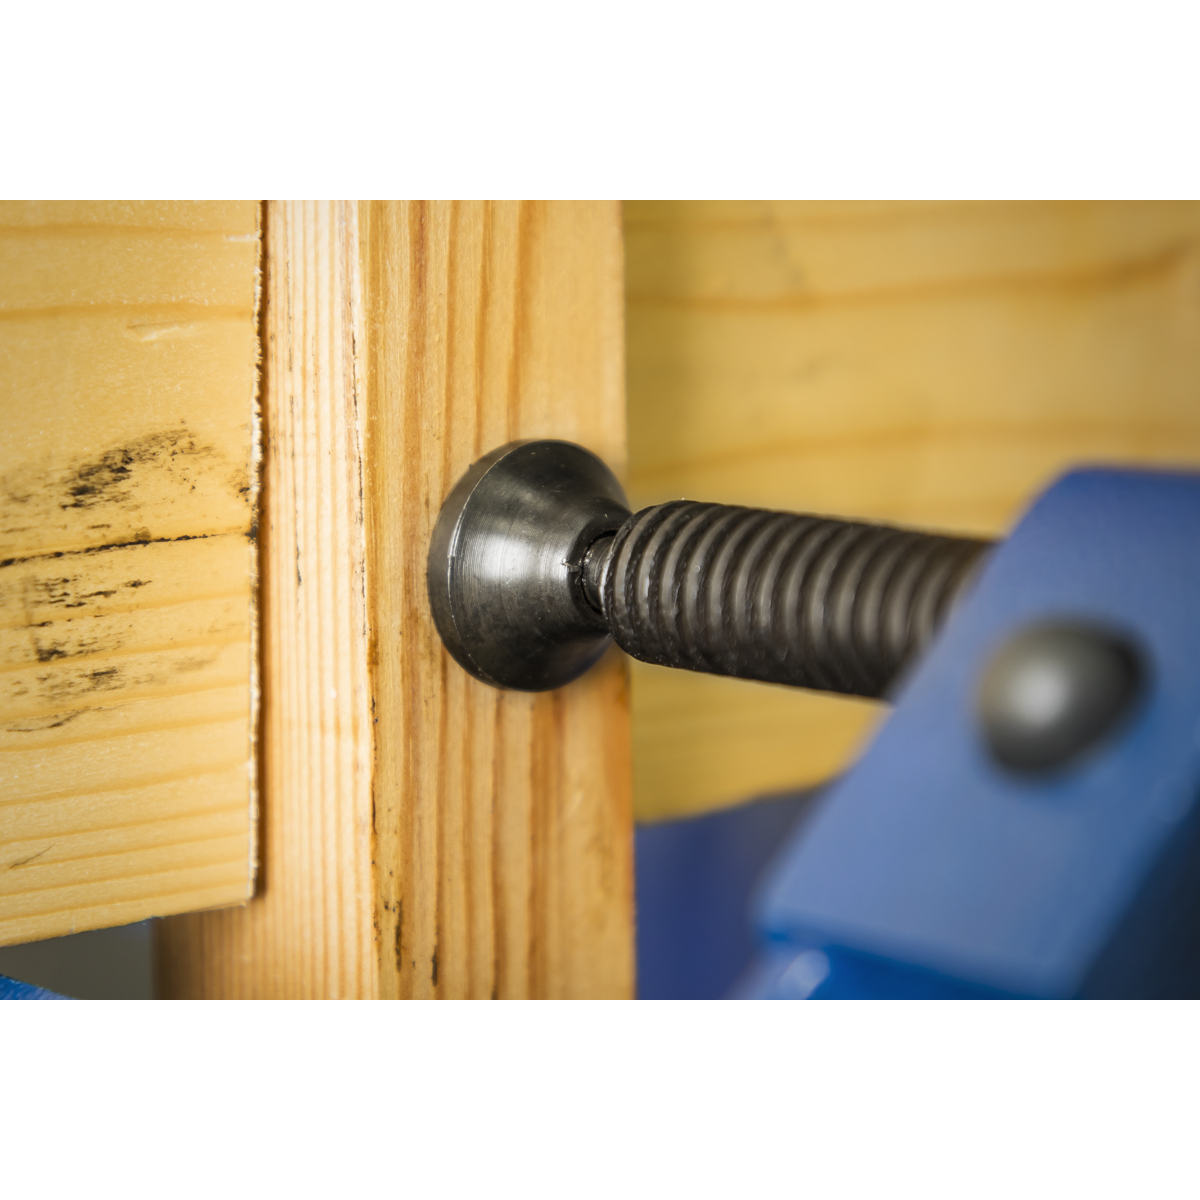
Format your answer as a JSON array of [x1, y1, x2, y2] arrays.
[[586, 501, 992, 699]]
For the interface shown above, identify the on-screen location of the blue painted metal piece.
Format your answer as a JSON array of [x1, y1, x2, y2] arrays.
[[747, 469, 1200, 999], [0, 972, 68, 1000], [636, 791, 814, 998]]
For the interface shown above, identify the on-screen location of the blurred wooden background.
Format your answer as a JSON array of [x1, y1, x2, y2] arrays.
[[625, 201, 1200, 821]]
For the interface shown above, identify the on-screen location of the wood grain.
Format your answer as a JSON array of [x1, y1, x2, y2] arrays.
[[0, 201, 259, 944], [625, 201, 1200, 820], [157, 202, 376, 998], [159, 201, 633, 999], [365, 201, 632, 999]]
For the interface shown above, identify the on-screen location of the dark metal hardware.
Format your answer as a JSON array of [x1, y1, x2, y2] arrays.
[[428, 440, 993, 696], [977, 620, 1145, 773]]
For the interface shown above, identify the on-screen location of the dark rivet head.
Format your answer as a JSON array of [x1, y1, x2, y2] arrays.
[[977, 620, 1145, 773]]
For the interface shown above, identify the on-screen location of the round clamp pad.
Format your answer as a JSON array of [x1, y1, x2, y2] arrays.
[[427, 440, 631, 691], [977, 620, 1145, 773]]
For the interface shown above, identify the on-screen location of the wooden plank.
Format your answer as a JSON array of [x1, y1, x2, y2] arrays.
[[158, 201, 634, 999], [364, 201, 632, 1000], [156, 201, 375, 999], [0, 201, 259, 943], [625, 200, 1200, 821]]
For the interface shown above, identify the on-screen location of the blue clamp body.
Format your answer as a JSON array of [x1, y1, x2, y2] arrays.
[[745, 469, 1200, 999], [0, 973, 67, 1000]]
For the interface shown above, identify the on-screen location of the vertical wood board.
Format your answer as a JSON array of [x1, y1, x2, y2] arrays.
[[158, 202, 376, 998], [159, 201, 634, 999], [364, 201, 632, 999]]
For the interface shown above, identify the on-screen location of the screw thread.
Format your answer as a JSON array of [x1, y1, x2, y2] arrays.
[[595, 501, 991, 698]]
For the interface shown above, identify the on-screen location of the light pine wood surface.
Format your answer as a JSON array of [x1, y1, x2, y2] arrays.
[[159, 201, 634, 999], [625, 201, 1200, 821], [157, 202, 377, 998], [363, 202, 632, 1000], [0, 201, 260, 944]]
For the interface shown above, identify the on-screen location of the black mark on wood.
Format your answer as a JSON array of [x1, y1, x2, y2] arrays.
[[57, 430, 220, 512], [1, 710, 84, 733], [7, 846, 52, 870], [1, 532, 213, 571]]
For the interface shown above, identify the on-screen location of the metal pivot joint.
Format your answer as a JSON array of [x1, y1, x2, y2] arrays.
[[428, 440, 992, 698]]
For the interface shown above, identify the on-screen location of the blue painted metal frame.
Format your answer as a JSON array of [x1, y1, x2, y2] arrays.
[[0, 973, 67, 1000], [635, 792, 815, 998], [747, 469, 1200, 999]]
